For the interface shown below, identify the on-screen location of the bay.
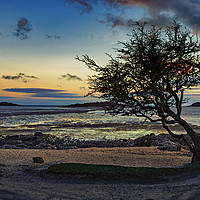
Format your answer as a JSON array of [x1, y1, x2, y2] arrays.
[[0, 105, 200, 140]]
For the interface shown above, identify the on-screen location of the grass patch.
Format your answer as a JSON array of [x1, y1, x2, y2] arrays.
[[48, 163, 200, 179]]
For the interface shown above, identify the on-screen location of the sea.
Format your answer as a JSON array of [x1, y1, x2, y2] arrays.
[[0, 105, 200, 140]]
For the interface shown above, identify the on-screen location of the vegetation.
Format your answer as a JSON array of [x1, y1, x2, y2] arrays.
[[48, 163, 200, 179], [78, 21, 200, 164]]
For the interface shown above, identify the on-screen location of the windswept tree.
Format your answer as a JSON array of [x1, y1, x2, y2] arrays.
[[77, 22, 200, 164]]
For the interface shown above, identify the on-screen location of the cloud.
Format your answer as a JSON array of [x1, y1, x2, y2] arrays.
[[59, 74, 82, 81], [13, 17, 33, 40], [65, 0, 95, 12], [65, 0, 200, 31], [45, 34, 61, 39], [3, 88, 83, 99], [98, 13, 134, 28], [0, 96, 14, 99], [1, 73, 39, 83]]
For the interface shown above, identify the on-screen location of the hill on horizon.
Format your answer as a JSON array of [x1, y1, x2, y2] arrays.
[[62, 101, 112, 108], [0, 102, 21, 106], [188, 102, 200, 107]]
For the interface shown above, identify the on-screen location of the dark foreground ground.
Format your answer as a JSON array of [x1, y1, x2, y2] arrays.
[[1, 164, 200, 200], [0, 146, 199, 200]]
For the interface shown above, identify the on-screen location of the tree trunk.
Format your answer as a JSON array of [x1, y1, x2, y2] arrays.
[[177, 117, 200, 164]]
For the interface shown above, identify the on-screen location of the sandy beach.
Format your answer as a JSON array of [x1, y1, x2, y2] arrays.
[[1, 147, 200, 200], [0, 147, 192, 168]]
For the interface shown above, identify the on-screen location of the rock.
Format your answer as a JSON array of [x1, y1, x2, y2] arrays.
[[16, 143, 28, 148], [33, 157, 44, 164], [23, 141, 33, 146], [157, 141, 182, 151], [4, 139, 22, 145], [155, 134, 172, 144], [34, 132, 43, 137], [0, 140, 5, 146], [21, 136, 31, 141], [46, 145, 57, 149], [134, 133, 157, 147], [157, 146, 178, 151], [64, 145, 78, 149], [1, 144, 20, 149], [119, 142, 129, 147], [0, 132, 187, 150]]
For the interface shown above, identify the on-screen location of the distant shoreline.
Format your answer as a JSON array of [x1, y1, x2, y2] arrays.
[[1, 101, 200, 107], [65, 101, 200, 108]]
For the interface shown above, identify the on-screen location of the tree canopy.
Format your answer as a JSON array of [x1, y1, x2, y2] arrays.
[[78, 21, 200, 164]]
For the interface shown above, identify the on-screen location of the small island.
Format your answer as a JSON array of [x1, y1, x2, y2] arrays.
[[0, 102, 21, 106], [188, 102, 200, 107]]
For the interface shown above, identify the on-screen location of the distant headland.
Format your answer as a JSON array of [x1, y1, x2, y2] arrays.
[[62, 102, 112, 108], [188, 102, 200, 107], [0, 102, 21, 106]]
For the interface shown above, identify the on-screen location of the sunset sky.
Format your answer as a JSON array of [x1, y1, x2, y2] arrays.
[[0, 0, 200, 105]]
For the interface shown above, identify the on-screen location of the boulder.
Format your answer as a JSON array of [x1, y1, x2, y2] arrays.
[[16, 143, 28, 148], [157, 141, 182, 151], [33, 157, 44, 164], [34, 132, 43, 137], [134, 133, 157, 147], [1, 144, 20, 149]]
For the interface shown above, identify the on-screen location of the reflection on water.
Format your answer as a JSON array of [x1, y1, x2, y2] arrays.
[[0, 106, 200, 140]]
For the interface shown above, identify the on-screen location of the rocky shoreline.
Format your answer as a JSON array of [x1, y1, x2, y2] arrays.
[[0, 132, 189, 151]]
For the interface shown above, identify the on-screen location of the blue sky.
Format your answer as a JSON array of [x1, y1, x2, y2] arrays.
[[0, 0, 200, 105]]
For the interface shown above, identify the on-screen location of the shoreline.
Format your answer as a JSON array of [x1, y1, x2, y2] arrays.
[[0, 132, 194, 170], [0, 132, 190, 150], [0, 131, 193, 168]]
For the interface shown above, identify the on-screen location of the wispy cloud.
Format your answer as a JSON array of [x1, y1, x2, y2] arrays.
[[58, 74, 82, 81], [3, 88, 83, 99], [45, 34, 61, 39], [65, 0, 200, 31], [65, 0, 94, 12], [13, 17, 33, 40], [98, 13, 134, 28], [0, 96, 14, 99], [1, 73, 39, 83]]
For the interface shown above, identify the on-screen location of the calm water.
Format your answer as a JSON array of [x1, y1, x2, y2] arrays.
[[0, 106, 200, 140]]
